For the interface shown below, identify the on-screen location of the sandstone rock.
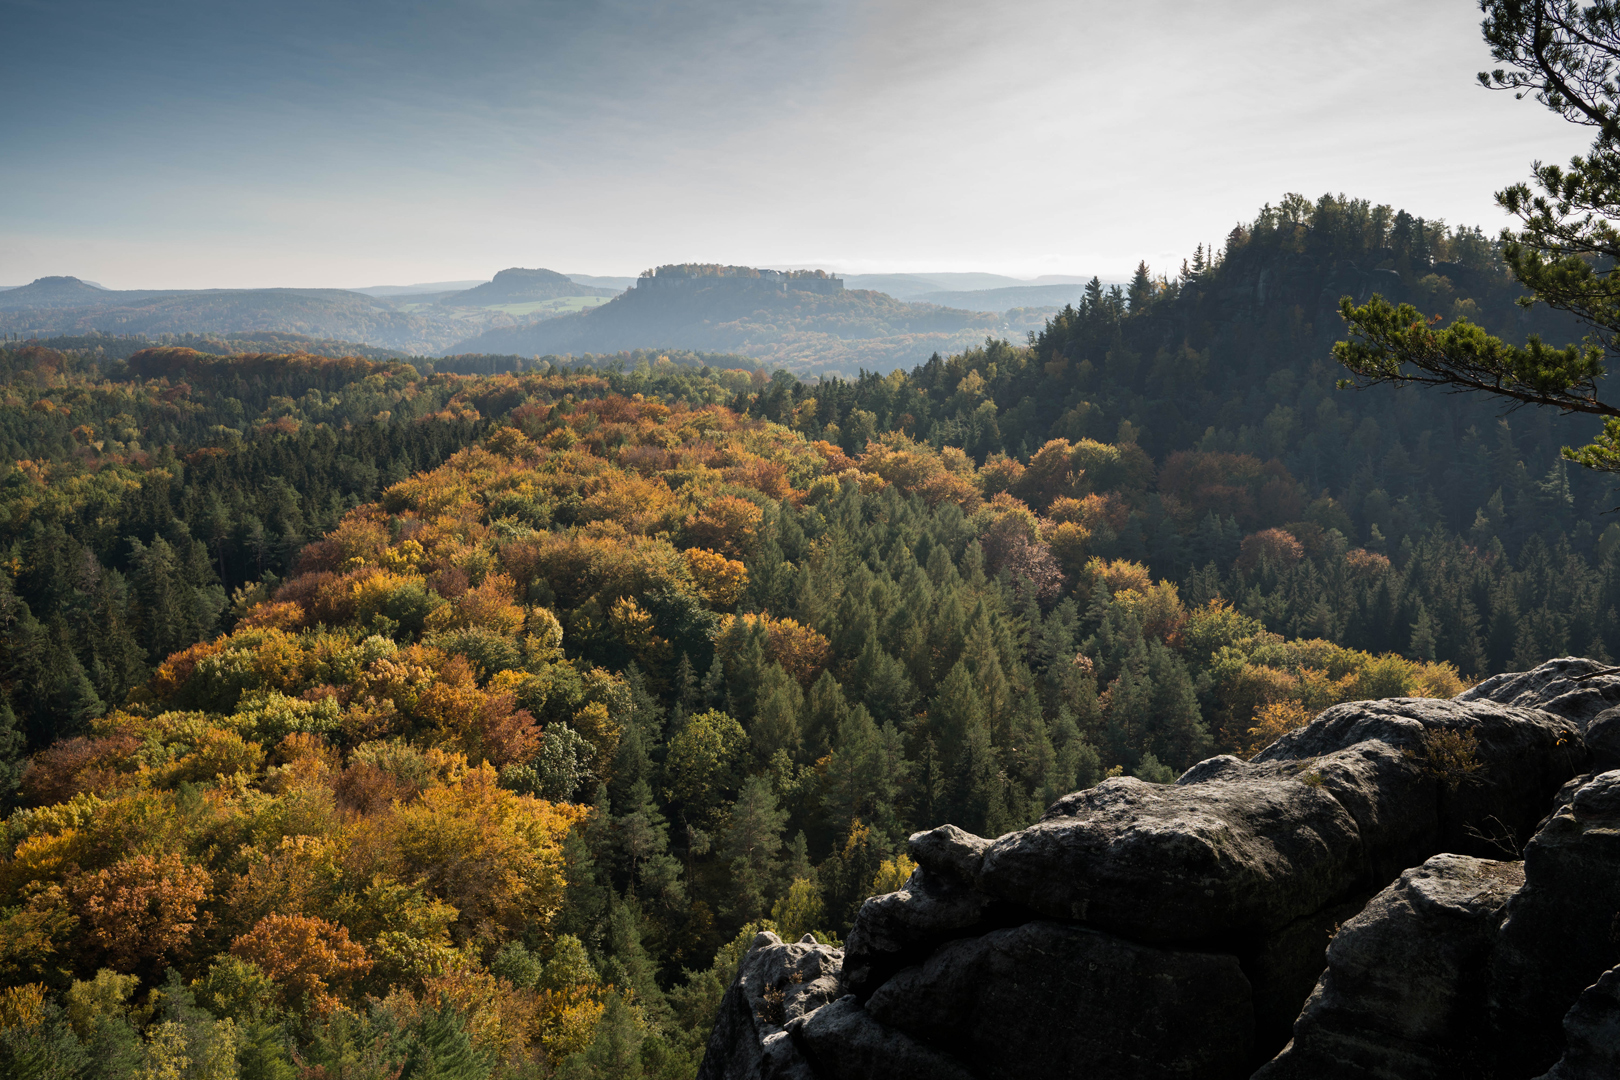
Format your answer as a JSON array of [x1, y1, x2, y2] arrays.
[[863, 920, 1254, 1080], [1254, 853, 1524, 1080], [840, 866, 998, 1001], [905, 823, 991, 884], [1457, 656, 1620, 728], [977, 770, 1364, 941], [787, 996, 974, 1080], [975, 699, 1577, 944], [1489, 769, 1620, 1075], [1585, 706, 1620, 773], [1260, 697, 1588, 860], [697, 932, 844, 1080], [697, 661, 1613, 1080], [1535, 964, 1620, 1080]]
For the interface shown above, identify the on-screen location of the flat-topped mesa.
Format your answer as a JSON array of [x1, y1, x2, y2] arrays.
[[699, 659, 1620, 1080], [635, 264, 845, 294]]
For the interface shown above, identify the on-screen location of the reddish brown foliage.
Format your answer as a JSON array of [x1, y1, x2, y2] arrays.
[[148, 639, 226, 699], [21, 733, 141, 806], [334, 761, 409, 814], [65, 853, 212, 971], [1236, 528, 1306, 572]]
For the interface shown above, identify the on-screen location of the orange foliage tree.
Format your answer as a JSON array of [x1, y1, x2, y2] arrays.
[[231, 913, 372, 1014]]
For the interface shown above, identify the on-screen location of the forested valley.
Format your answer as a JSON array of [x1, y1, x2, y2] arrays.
[[0, 192, 1613, 1079]]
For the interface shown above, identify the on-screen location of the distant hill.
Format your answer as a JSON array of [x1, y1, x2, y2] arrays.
[[440, 267, 618, 306], [0, 274, 596, 353], [829, 272, 1104, 300], [562, 273, 639, 291], [916, 283, 1091, 310], [23, 329, 423, 363], [350, 279, 488, 298], [0, 276, 163, 311], [836, 274, 949, 299], [445, 264, 1057, 375], [0, 286, 455, 353]]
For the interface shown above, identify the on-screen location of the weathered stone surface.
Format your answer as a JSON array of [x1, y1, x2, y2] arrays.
[[905, 823, 991, 884], [864, 920, 1254, 1080], [975, 699, 1578, 944], [787, 997, 974, 1080], [1458, 656, 1620, 728], [1536, 964, 1620, 1080], [1255, 854, 1524, 1080], [976, 770, 1363, 942], [840, 866, 998, 1001], [1257, 697, 1588, 857], [1585, 706, 1620, 773], [1489, 769, 1620, 1076], [697, 932, 844, 1080]]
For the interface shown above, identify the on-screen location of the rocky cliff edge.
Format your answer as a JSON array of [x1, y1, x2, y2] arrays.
[[696, 657, 1620, 1080]]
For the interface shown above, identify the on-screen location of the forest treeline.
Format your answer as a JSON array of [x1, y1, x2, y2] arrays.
[[0, 192, 1612, 1079]]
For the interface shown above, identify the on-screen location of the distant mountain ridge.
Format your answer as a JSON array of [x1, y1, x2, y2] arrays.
[[0, 268, 1082, 370], [0, 276, 175, 310], [440, 267, 618, 306], [0, 271, 615, 353], [445, 263, 1058, 375]]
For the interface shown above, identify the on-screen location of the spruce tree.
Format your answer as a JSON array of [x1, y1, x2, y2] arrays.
[[401, 1001, 488, 1080], [719, 775, 788, 923], [750, 663, 804, 765]]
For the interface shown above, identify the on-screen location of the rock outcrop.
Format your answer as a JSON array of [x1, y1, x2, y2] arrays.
[[1254, 854, 1524, 1079], [696, 659, 1620, 1080], [1537, 964, 1620, 1080], [1488, 768, 1620, 1075]]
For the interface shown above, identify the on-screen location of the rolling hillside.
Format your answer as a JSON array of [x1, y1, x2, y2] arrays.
[[0, 270, 618, 354]]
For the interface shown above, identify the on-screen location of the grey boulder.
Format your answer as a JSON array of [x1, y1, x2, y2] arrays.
[[1489, 769, 1620, 1075], [1457, 656, 1620, 728], [1535, 964, 1620, 1080], [1255, 853, 1524, 1079], [966, 698, 1579, 945], [863, 920, 1254, 1080], [697, 932, 844, 1080]]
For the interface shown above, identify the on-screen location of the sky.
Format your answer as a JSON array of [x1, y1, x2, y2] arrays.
[[0, 0, 1598, 289]]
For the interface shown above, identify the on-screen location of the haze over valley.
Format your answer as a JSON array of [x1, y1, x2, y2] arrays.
[[0, 267, 1111, 373], [10, 3, 1620, 1080]]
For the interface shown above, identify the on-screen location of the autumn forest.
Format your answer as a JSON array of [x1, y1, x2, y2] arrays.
[[0, 193, 1615, 1079]]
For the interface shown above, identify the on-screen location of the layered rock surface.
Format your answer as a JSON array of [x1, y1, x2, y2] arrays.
[[697, 658, 1620, 1079]]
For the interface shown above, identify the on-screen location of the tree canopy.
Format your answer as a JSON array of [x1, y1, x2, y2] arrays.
[[1338, 0, 1620, 470]]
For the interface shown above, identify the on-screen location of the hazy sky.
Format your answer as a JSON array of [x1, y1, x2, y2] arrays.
[[0, 0, 1597, 289]]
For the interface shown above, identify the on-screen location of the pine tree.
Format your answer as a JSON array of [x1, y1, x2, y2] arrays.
[[602, 901, 670, 1025], [1144, 643, 1210, 770], [801, 671, 849, 761], [674, 653, 699, 709], [614, 779, 682, 905], [823, 705, 908, 842]]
